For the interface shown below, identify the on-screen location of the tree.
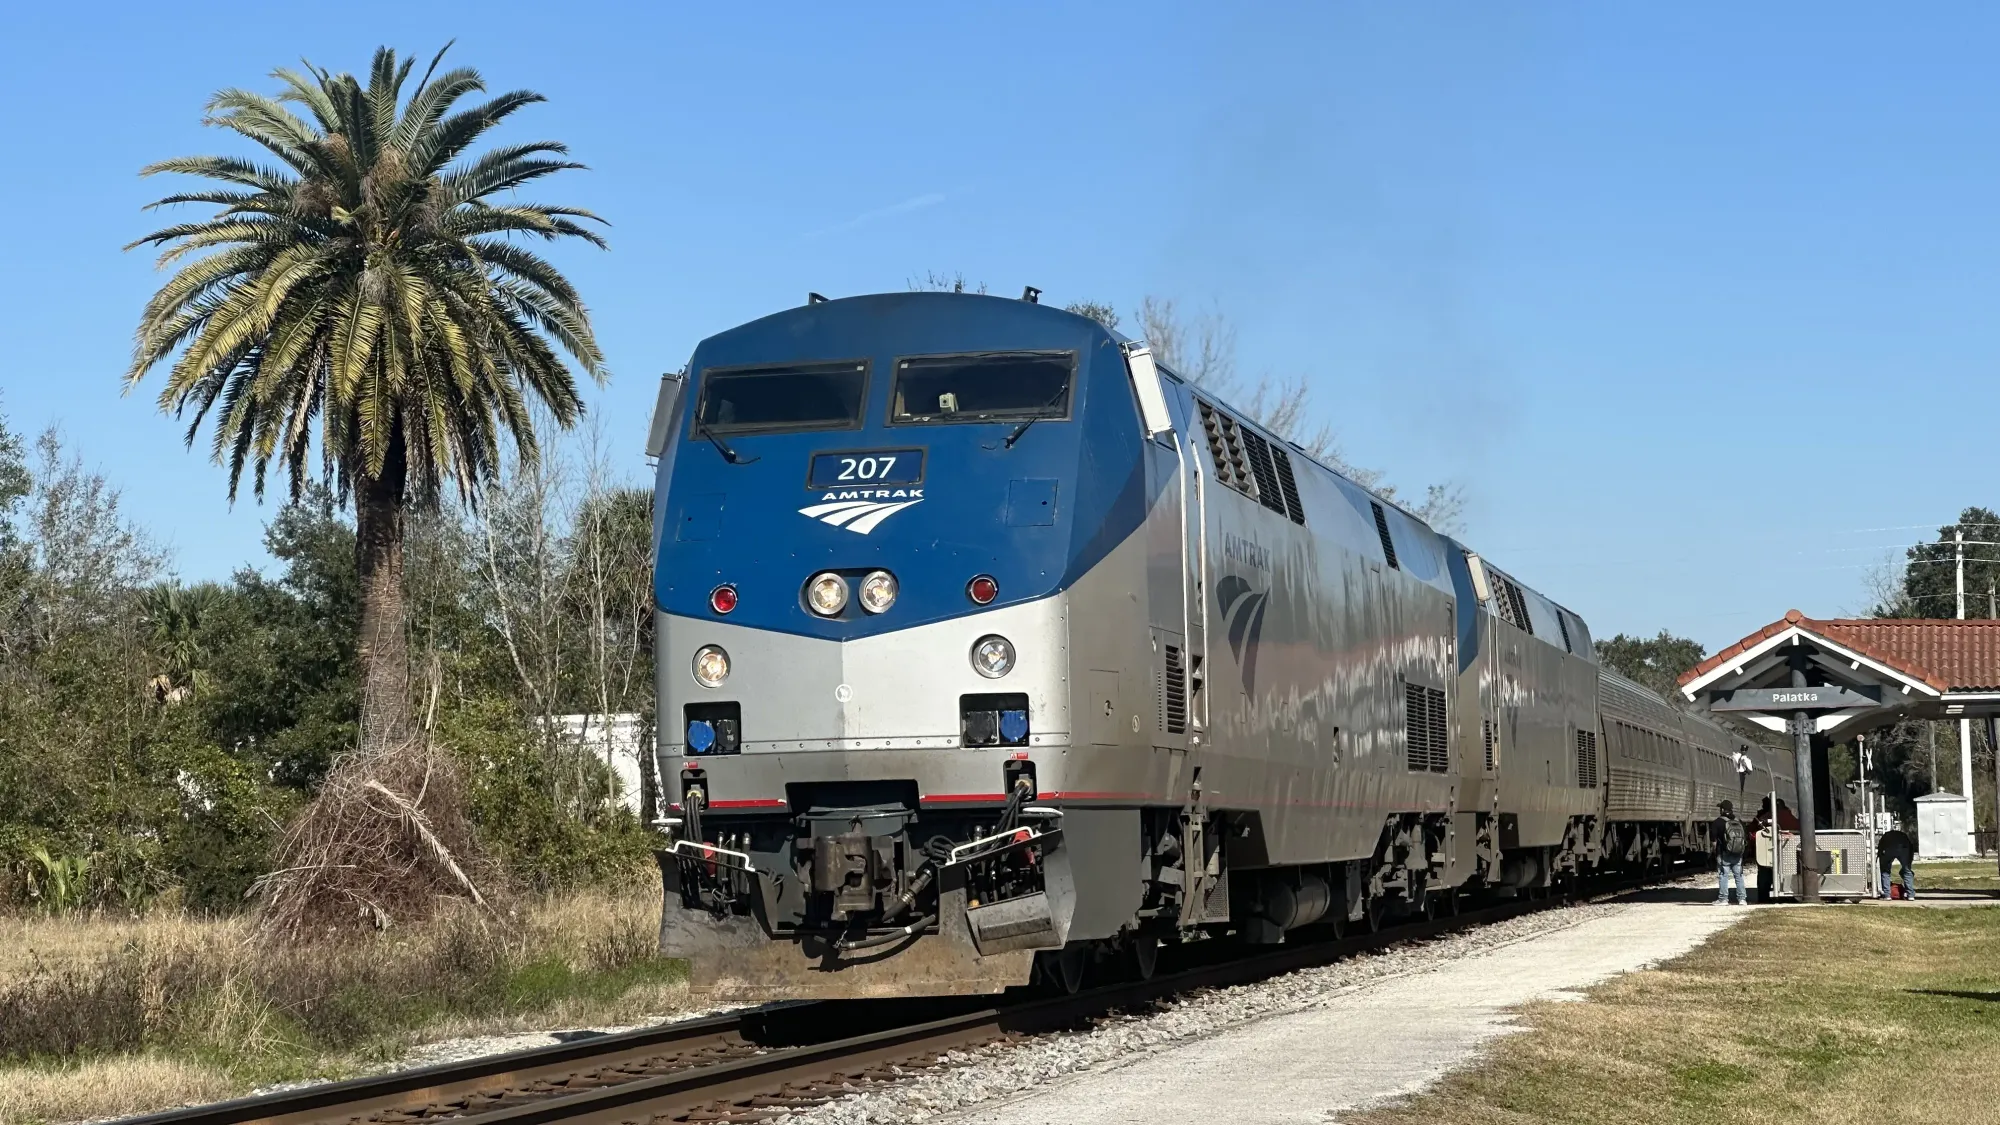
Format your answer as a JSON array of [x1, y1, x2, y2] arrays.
[[1128, 297, 1467, 533], [0, 400, 29, 641], [1594, 630, 1707, 700], [139, 580, 224, 697], [1855, 507, 2000, 829], [1874, 507, 2000, 619], [125, 46, 607, 755], [203, 495, 361, 789], [908, 271, 988, 295], [1060, 300, 1119, 329]]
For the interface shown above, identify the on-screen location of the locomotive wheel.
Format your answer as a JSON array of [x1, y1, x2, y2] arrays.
[[1439, 887, 1460, 917], [1057, 943, 1088, 994], [1132, 935, 1160, 981]]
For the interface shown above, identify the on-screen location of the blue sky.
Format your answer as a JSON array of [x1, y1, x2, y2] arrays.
[[2, 3, 1995, 652]]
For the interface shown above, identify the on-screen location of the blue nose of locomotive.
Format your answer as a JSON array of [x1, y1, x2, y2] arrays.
[[653, 292, 1148, 641]]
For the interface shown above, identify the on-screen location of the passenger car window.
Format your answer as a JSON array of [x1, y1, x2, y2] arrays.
[[890, 352, 1073, 424], [696, 361, 868, 434]]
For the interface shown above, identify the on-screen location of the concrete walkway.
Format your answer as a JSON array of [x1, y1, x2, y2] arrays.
[[944, 895, 1750, 1125]]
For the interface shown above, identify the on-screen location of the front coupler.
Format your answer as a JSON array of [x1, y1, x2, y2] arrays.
[[657, 810, 1071, 1000]]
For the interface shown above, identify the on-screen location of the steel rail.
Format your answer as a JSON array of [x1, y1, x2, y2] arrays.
[[373, 881, 1653, 1125], [114, 875, 1671, 1125], [112, 1008, 784, 1125]]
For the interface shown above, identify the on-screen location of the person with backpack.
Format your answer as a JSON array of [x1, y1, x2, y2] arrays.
[[1712, 799, 1751, 906]]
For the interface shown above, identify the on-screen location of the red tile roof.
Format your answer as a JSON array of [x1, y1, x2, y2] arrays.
[[1678, 608, 2000, 693]]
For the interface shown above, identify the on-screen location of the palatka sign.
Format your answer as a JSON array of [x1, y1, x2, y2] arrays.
[[1708, 685, 1881, 712]]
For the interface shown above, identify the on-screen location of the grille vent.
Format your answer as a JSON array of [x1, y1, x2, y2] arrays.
[[1241, 429, 1285, 516], [1405, 682, 1448, 773], [1272, 447, 1305, 525], [1198, 400, 1307, 527], [1160, 646, 1189, 735], [1371, 502, 1400, 570], [1496, 577, 1533, 635], [1197, 401, 1256, 498], [1576, 729, 1600, 789], [1483, 718, 1497, 772]]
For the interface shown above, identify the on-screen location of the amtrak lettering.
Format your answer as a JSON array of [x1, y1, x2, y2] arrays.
[[1223, 533, 1271, 572], [798, 489, 925, 535], [1216, 574, 1269, 694]]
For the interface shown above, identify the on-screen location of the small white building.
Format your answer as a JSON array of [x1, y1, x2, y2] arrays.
[[552, 712, 649, 817], [1916, 791, 1974, 858]]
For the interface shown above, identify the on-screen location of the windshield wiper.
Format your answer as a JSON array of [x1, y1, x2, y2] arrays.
[[1001, 386, 1070, 449], [695, 423, 758, 465]]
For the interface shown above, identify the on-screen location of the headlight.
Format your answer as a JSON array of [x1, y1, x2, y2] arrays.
[[692, 645, 730, 687], [806, 572, 848, 616], [859, 570, 898, 614], [972, 635, 1015, 678]]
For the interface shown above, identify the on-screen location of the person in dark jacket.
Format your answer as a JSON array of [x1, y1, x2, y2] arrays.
[[1878, 827, 1916, 899], [1712, 799, 1750, 906]]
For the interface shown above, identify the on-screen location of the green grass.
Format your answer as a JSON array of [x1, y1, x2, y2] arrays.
[[1346, 906, 2000, 1125], [1910, 859, 2000, 892]]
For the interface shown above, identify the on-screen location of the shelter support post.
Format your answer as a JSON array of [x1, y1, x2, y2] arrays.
[[1791, 652, 1821, 902], [1990, 717, 1999, 880]]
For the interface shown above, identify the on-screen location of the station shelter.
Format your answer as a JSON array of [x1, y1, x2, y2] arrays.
[[1676, 610, 2000, 859]]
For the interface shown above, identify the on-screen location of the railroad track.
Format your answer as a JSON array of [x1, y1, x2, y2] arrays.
[[121, 879, 1666, 1125]]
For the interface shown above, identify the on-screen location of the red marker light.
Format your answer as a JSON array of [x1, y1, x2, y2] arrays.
[[710, 585, 738, 614], [968, 575, 999, 605]]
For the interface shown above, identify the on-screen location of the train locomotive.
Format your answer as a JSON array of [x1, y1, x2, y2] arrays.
[[647, 291, 1793, 1000]]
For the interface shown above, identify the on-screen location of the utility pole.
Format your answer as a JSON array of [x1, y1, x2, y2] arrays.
[[1961, 529, 1977, 853]]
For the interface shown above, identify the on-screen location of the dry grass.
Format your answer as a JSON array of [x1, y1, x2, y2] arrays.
[[0, 874, 687, 1125], [1343, 905, 2000, 1125], [0, 912, 244, 980], [0, 1055, 236, 1125], [256, 742, 496, 938]]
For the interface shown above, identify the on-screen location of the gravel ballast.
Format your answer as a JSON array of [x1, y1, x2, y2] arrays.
[[777, 891, 1743, 1125]]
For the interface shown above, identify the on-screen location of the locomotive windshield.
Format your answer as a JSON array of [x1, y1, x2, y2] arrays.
[[890, 352, 1073, 424], [696, 361, 868, 434]]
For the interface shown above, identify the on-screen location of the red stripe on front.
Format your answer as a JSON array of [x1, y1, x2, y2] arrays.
[[1040, 791, 1154, 801], [920, 793, 1009, 804], [706, 799, 788, 809]]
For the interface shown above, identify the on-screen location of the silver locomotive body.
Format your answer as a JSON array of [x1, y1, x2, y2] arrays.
[[650, 293, 1792, 1000]]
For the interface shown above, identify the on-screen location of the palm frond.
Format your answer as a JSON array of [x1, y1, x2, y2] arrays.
[[410, 90, 545, 175], [394, 65, 483, 151], [127, 44, 606, 509]]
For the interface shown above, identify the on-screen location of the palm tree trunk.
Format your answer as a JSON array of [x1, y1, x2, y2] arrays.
[[355, 441, 414, 753]]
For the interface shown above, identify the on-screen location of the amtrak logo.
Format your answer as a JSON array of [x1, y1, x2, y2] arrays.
[[799, 489, 924, 535], [1217, 574, 1269, 693]]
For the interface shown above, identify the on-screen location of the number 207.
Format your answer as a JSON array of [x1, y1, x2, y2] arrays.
[[837, 455, 897, 481]]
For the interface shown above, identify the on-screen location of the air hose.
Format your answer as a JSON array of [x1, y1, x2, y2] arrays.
[[839, 779, 1034, 952], [835, 913, 935, 952], [682, 785, 705, 845]]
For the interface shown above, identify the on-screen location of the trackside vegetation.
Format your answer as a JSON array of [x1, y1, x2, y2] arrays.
[[1345, 905, 2000, 1125], [0, 885, 688, 1124]]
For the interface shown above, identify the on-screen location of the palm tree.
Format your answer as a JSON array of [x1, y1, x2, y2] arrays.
[[126, 46, 607, 752], [141, 580, 222, 699]]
